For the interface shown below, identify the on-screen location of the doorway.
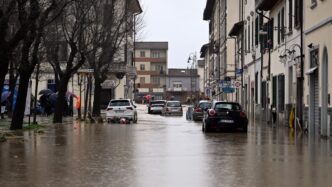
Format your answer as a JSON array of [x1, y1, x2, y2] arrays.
[[321, 47, 329, 136]]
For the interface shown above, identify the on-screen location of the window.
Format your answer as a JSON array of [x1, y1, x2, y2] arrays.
[[248, 24, 251, 52], [173, 81, 182, 88], [268, 18, 274, 49], [151, 51, 160, 58], [140, 51, 145, 57], [288, 0, 293, 33], [255, 72, 258, 104], [255, 16, 259, 46], [140, 64, 145, 71], [294, 0, 301, 28], [278, 12, 281, 45], [245, 28, 247, 52], [252, 20, 254, 48], [109, 100, 130, 107], [140, 77, 145, 84], [215, 103, 241, 111], [281, 7, 285, 42], [278, 74, 285, 112], [151, 77, 160, 84]]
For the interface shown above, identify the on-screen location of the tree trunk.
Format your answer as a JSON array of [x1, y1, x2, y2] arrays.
[[0, 51, 9, 98], [10, 73, 30, 130], [53, 77, 70, 123], [92, 76, 102, 116]]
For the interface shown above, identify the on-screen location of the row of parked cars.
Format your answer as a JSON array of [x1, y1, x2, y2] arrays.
[[105, 98, 248, 133], [147, 100, 183, 116]]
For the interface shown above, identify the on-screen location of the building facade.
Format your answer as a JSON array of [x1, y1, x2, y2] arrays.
[[304, 0, 332, 136], [134, 42, 168, 102], [166, 69, 200, 104], [202, 0, 332, 136]]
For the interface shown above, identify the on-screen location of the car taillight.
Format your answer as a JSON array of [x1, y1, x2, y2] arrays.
[[166, 107, 169, 112], [195, 107, 202, 112], [240, 111, 246, 118], [126, 107, 134, 110], [208, 109, 216, 116], [107, 108, 113, 111]]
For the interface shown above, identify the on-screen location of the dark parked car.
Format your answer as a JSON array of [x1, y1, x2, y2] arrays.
[[148, 100, 166, 114], [202, 101, 248, 132], [192, 100, 211, 121]]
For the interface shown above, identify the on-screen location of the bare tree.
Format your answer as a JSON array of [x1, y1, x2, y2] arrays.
[[10, 0, 67, 129], [0, 0, 39, 107], [44, 0, 93, 123], [84, 0, 143, 117]]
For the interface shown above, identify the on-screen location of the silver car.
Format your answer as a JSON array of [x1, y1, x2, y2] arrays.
[[162, 101, 183, 116]]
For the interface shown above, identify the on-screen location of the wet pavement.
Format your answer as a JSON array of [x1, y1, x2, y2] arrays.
[[1, 105, 332, 187]]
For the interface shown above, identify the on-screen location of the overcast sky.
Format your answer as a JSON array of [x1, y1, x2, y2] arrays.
[[139, 0, 208, 69]]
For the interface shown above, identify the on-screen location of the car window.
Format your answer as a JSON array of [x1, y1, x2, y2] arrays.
[[109, 100, 130, 106], [215, 103, 241, 111], [199, 102, 211, 109], [151, 101, 165, 105], [167, 102, 181, 107]]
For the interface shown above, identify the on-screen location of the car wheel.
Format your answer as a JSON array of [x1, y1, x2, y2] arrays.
[[242, 126, 248, 133]]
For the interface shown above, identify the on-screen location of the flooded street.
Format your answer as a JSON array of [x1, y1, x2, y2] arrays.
[[1, 105, 332, 187]]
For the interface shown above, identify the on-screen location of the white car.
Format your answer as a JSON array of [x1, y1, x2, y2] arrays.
[[106, 99, 138, 123]]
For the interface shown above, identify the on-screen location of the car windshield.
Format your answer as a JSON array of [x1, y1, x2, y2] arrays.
[[109, 100, 130, 106], [199, 102, 211, 109], [150, 101, 165, 105], [215, 103, 241, 111], [167, 102, 181, 107]]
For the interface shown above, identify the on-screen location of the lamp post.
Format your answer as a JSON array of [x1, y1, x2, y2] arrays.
[[188, 52, 197, 105]]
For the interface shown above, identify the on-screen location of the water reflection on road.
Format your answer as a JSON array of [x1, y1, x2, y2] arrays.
[[0, 105, 332, 187]]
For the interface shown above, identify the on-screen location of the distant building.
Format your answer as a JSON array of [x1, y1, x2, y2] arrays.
[[134, 42, 168, 102], [166, 68, 199, 104]]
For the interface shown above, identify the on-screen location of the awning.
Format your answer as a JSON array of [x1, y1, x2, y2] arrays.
[[305, 66, 318, 75], [229, 21, 244, 37]]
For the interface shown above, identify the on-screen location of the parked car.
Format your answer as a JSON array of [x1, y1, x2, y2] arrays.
[[162, 101, 183, 116], [148, 100, 166, 114], [106, 99, 137, 123], [192, 100, 211, 121], [202, 101, 248, 132]]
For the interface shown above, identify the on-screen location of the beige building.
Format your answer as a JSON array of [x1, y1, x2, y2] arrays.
[[203, 0, 239, 101], [304, 0, 332, 136], [134, 42, 168, 102]]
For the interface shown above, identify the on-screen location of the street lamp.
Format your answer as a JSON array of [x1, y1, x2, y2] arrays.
[[187, 52, 197, 105]]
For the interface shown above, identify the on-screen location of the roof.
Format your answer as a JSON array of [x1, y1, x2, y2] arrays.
[[203, 0, 215, 21], [168, 68, 199, 77], [135, 42, 168, 50], [256, 0, 281, 11], [229, 21, 244, 37], [200, 43, 209, 58]]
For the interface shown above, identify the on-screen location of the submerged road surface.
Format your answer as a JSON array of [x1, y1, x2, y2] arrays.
[[1, 104, 332, 187]]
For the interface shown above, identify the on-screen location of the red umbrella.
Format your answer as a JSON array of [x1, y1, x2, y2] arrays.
[[144, 94, 152, 101]]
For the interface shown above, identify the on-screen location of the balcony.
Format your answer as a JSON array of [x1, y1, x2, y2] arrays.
[[256, 0, 281, 11]]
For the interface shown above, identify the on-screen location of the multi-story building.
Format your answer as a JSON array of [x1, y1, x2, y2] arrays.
[[134, 42, 168, 102], [304, 0, 332, 136], [203, 0, 239, 101], [166, 68, 200, 103]]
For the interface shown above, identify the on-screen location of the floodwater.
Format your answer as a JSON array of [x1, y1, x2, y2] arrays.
[[1, 105, 332, 187]]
